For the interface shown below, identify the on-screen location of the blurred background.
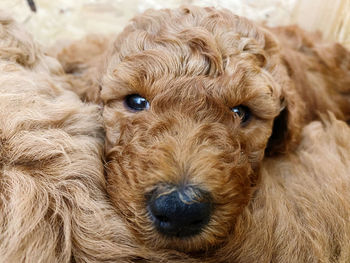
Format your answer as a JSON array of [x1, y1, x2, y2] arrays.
[[1, 0, 349, 48]]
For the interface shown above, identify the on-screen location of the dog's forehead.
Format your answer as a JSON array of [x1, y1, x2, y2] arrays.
[[114, 7, 268, 60], [102, 6, 282, 109], [104, 50, 278, 107], [113, 11, 266, 78]]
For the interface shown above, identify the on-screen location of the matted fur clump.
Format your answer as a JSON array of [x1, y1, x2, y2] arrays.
[[59, 6, 350, 262]]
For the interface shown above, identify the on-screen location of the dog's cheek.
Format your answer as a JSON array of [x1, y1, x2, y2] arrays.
[[182, 136, 255, 238], [194, 160, 255, 248], [106, 156, 135, 219], [106, 138, 158, 207], [105, 149, 169, 248], [103, 105, 124, 151]]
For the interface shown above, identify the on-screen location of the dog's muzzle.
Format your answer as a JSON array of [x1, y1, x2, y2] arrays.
[[147, 185, 212, 238]]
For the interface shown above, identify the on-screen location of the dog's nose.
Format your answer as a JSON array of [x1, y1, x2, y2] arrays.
[[147, 185, 212, 238]]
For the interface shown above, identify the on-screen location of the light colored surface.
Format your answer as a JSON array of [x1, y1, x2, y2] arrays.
[[3, 0, 296, 45], [1, 0, 349, 48], [292, 0, 350, 47]]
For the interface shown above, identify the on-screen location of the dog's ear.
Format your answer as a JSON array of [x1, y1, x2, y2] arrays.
[[260, 27, 306, 155], [265, 25, 350, 155], [265, 79, 306, 156]]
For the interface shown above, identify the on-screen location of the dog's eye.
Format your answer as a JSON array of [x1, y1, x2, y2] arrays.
[[231, 105, 251, 124], [124, 94, 150, 111]]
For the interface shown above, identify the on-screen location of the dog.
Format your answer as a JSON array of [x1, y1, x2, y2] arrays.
[[57, 6, 350, 262], [2, 6, 350, 262]]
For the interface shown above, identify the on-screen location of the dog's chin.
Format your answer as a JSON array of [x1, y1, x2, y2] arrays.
[[141, 228, 225, 253], [131, 210, 238, 254]]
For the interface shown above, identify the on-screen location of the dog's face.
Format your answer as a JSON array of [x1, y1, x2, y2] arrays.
[[102, 7, 286, 252]]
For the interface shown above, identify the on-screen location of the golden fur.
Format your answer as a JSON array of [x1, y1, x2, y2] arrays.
[[60, 6, 350, 262], [57, 6, 350, 262], [0, 10, 205, 263], [0, 11, 110, 262], [2, 6, 350, 262]]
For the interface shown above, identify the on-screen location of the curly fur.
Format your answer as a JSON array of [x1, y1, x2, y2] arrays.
[[0, 10, 208, 263], [2, 6, 350, 263], [0, 11, 109, 262], [58, 6, 350, 262]]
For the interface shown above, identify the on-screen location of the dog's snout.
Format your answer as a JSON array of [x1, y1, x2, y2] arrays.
[[147, 185, 211, 238]]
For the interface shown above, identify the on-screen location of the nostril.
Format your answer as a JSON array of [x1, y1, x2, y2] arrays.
[[147, 185, 212, 238]]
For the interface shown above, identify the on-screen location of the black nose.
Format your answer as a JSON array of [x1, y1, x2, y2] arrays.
[[147, 185, 212, 238]]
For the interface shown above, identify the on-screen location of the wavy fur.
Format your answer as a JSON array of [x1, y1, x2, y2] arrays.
[[2, 6, 350, 263]]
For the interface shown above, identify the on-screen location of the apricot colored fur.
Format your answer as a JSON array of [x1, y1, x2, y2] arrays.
[[0, 10, 209, 263], [2, 6, 350, 263], [61, 6, 350, 262]]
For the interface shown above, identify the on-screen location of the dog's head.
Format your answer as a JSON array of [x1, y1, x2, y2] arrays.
[[101, 6, 303, 252]]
